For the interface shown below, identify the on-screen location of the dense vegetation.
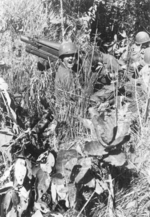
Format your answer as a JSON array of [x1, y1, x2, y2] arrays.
[[0, 0, 150, 216]]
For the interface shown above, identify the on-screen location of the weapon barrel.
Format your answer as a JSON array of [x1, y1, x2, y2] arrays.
[[26, 45, 58, 61], [20, 36, 31, 44], [38, 44, 59, 57], [38, 39, 60, 51], [21, 35, 60, 59]]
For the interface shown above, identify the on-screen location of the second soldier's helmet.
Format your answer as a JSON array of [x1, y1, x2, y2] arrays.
[[144, 47, 150, 64], [135, 31, 150, 45], [59, 41, 77, 57]]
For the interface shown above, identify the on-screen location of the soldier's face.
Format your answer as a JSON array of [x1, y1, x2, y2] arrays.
[[62, 54, 76, 69], [141, 42, 150, 49]]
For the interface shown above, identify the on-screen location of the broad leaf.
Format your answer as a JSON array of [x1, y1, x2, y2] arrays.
[[51, 181, 69, 205], [78, 117, 93, 129], [100, 110, 116, 144], [18, 186, 30, 199], [17, 189, 30, 217], [51, 173, 65, 185], [0, 77, 8, 90], [116, 103, 131, 139], [42, 119, 57, 137], [0, 182, 13, 195], [75, 167, 93, 184], [70, 157, 93, 183], [56, 184, 67, 200], [90, 84, 115, 102], [1, 188, 19, 217], [84, 141, 108, 156], [14, 158, 27, 186], [74, 167, 89, 184], [84, 178, 96, 188], [55, 149, 78, 175], [78, 117, 96, 140], [102, 53, 120, 72], [103, 151, 126, 166], [89, 110, 114, 146], [6, 206, 17, 217], [0, 128, 13, 146], [35, 169, 51, 201], [78, 157, 93, 167], [65, 157, 78, 172], [38, 152, 55, 174], [36, 150, 49, 162], [32, 165, 40, 178], [95, 179, 108, 195], [88, 107, 131, 148], [34, 201, 50, 213], [32, 210, 43, 217], [108, 135, 130, 148]]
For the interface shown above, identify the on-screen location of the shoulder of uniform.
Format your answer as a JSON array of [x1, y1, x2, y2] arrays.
[[56, 63, 70, 79]]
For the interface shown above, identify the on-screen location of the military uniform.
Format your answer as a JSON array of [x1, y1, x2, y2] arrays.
[[139, 47, 150, 91], [129, 31, 150, 77], [90, 52, 120, 103], [130, 44, 146, 69], [55, 62, 81, 103]]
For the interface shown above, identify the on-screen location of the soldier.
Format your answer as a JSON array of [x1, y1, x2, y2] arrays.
[[139, 47, 150, 121], [55, 41, 121, 106], [88, 50, 121, 104], [143, 47, 150, 65], [140, 47, 150, 89], [130, 31, 150, 74], [55, 41, 80, 103]]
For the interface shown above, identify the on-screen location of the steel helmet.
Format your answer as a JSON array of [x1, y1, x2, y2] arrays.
[[144, 47, 150, 64], [59, 41, 77, 57], [135, 31, 150, 45]]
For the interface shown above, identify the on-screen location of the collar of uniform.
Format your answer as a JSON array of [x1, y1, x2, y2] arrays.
[[60, 61, 66, 68], [59, 61, 76, 75]]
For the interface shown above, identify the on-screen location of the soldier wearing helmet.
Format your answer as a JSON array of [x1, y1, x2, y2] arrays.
[[55, 41, 80, 102], [58, 41, 77, 69], [135, 31, 150, 46], [130, 31, 150, 76]]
